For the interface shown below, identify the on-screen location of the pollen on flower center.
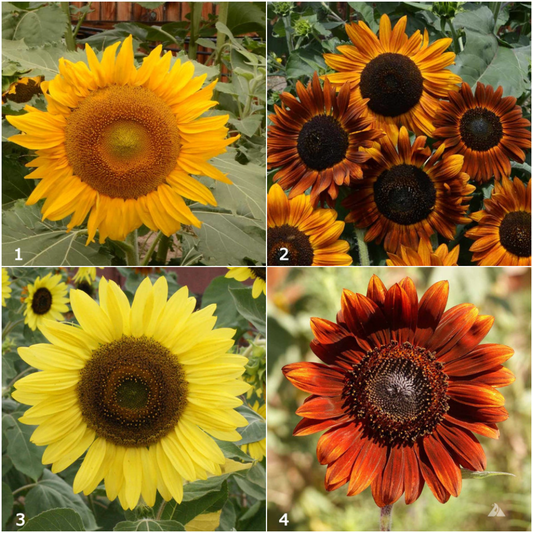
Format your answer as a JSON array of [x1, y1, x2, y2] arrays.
[[499, 210, 531, 257], [343, 340, 449, 445], [78, 336, 188, 447], [268, 224, 314, 265], [65, 85, 181, 200]]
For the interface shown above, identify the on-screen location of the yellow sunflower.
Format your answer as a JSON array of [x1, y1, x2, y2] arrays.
[[268, 184, 352, 266], [7, 36, 237, 244], [323, 14, 462, 142], [225, 267, 266, 299], [73, 267, 98, 284], [466, 177, 531, 266], [2, 76, 43, 104], [14, 277, 250, 510], [2, 268, 12, 306], [24, 273, 69, 331], [241, 402, 266, 461], [386, 236, 460, 266]]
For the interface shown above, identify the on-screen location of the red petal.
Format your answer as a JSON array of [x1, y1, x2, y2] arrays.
[[403, 445, 424, 504], [467, 366, 515, 388], [448, 399, 508, 423], [371, 447, 405, 507], [366, 274, 387, 309], [447, 382, 505, 407], [414, 281, 449, 347], [416, 442, 451, 503], [310, 340, 363, 370], [317, 422, 362, 465], [399, 277, 419, 334], [437, 422, 487, 472], [293, 415, 351, 436], [296, 395, 346, 420], [384, 283, 416, 344], [423, 435, 462, 497], [325, 442, 362, 489], [444, 344, 514, 376], [283, 362, 345, 396], [311, 317, 350, 344], [347, 439, 387, 496], [444, 413, 500, 439]]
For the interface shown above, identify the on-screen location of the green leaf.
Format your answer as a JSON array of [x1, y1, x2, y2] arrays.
[[215, 440, 254, 462], [181, 474, 236, 501], [2, 411, 44, 481], [3, 5, 68, 47], [453, 5, 495, 33], [348, 2, 378, 32], [161, 481, 227, 525], [25, 470, 97, 531], [2, 482, 14, 529], [285, 47, 326, 80], [2, 153, 33, 207], [234, 404, 266, 446], [114, 519, 185, 531], [2, 202, 112, 266], [229, 286, 266, 334], [20, 508, 84, 531], [461, 468, 515, 479], [227, 2, 266, 39], [233, 463, 265, 501]]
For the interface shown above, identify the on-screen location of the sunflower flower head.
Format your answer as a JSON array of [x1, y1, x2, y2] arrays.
[[73, 267, 98, 284], [24, 273, 69, 331], [2, 268, 12, 306], [283, 275, 514, 507], [226, 267, 266, 299], [386, 236, 460, 266], [7, 36, 237, 245], [268, 183, 352, 265], [323, 14, 462, 142], [2, 76, 43, 104], [466, 177, 531, 266], [14, 276, 250, 510]]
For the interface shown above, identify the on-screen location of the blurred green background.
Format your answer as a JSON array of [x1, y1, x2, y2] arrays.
[[267, 267, 531, 531]]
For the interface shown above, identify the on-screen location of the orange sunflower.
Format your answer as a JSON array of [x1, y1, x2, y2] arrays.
[[466, 177, 531, 266], [323, 14, 462, 142], [386, 237, 460, 266], [283, 275, 514, 506], [433, 82, 532, 184], [267, 184, 352, 266], [343, 126, 475, 254], [268, 72, 382, 206]]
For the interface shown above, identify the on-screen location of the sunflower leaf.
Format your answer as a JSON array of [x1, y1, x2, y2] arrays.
[[234, 404, 266, 446], [20, 508, 84, 531], [113, 519, 185, 531], [2, 482, 14, 529], [461, 468, 515, 479], [229, 286, 266, 335]]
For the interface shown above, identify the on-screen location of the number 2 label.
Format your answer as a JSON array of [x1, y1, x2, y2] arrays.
[[279, 248, 289, 261]]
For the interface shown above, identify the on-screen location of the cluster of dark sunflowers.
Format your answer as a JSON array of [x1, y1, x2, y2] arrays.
[[267, 14, 531, 267]]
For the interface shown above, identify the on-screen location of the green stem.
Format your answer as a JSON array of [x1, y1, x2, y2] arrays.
[[61, 2, 77, 51], [354, 227, 370, 266], [446, 18, 460, 54], [2, 317, 25, 338], [156, 235, 171, 264], [12, 483, 37, 496], [215, 2, 229, 76], [141, 232, 163, 266], [492, 2, 501, 31], [380, 504, 393, 531], [3, 367, 33, 397], [188, 1, 202, 60], [282, 16, 293, 53], [73, 1, 92, 39], [124, 230, 139, 266]]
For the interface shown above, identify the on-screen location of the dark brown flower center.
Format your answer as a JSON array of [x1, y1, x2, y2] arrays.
[[360, 53, 424, 117], [78, 336, 187, 447], [499, 210, 531, 258], [4, 78, 42, 104], [460, 107, 503, 151], [343, 341, 449, 446], [249, 267, 266, 281], [297, 114, 349, 171], [268, 224, 314, 265], [31, 288, 53, 315], [374, 164, 436, 225]]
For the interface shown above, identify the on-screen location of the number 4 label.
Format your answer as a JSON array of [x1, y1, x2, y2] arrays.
[[279, 513, 289, 526]]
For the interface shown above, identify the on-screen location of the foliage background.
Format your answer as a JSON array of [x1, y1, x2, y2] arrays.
[[267, 266, 531, 531], [2, 1, 266, 267], [267, 1, 531, 265], [2, 267, 266, 531]]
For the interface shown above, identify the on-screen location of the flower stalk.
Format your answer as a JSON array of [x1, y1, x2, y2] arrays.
[[380, 504, 393, 531]]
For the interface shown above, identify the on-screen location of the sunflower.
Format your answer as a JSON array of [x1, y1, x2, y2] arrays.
[[14, 276, 250, 510], [433, 82, 532, 184], [283, 275, 514, 506], [466, 177, 531, 266], [2, 76, 43, 104], [225, 267, 266, 299], [268, 72, 382, 206], [2, 268, 12, 306], [73, 267, 98, 284], [268, 184, 352, 266], [386, 237, 460, 266], [343, 126, 475, 254], [241, 402, 266, 461], [7, 36, 236, 245], [24, 273, 69, 331], [323, 14, 462, 142]]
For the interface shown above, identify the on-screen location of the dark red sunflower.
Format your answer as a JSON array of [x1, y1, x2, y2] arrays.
[[268, 72, 383, 206], [283, 275, 514, 507], [433, 82, 531, 184]]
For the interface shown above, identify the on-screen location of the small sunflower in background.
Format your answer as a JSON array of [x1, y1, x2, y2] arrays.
[[268, 72, 382, 206], [283, 275, 514, 507], [323, 14, 461, 141], [2, 268, 12, 306], [386, 237, 460, 266], [226, 267, 266, 298], [2, 76, 43, 104], [241, 402, 266, 461], [467, 177, 531, 266], [24, 273, 69, 331], [14, 277, 250, 510], [73, 267, 98, 284], [343, 126, 475, 254], [7, 36, 236, 245], [268, 183, 352, 266], [433, 82, 531, 183]]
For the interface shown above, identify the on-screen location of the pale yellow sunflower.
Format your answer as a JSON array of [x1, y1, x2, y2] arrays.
[[72, 267, 98, 284], [2, 268, 12, 307], [226, 267, 266, 299], [241, 402, 266, 461], [24, 273, 69, 331], [7, 36, 237, 244]]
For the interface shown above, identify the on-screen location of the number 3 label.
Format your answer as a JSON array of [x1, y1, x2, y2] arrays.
[[279, 248, 289, 261], [16, 513, 25, 526]]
